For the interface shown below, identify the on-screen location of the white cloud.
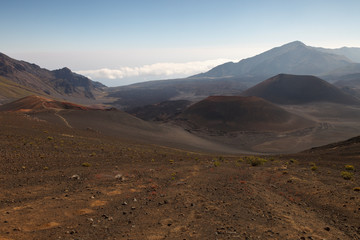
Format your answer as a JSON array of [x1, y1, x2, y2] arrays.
[[76, 58, 237, 85]]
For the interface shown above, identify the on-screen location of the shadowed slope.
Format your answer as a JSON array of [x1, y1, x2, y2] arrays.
[[0, 52, 105, 101], [242, 74, 360, 105], [178, 96, 314, 132]]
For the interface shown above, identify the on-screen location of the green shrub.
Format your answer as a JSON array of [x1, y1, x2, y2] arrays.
[[345, 165, 355, 171], [289, 158, 298, 164], [247, 156, 267, 166], [214, 160, 221, 167], [341, 171, 353, 180], [82, 162, 91, 167], [311, 165, 318, 171]]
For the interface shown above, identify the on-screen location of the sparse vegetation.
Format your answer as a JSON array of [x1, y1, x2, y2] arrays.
[[246, 156, 267, 166], [311, 165, 318, 171], [289, 158, 298, 164], [82, 162, 91, 167], [353, 187, 360, 192], [341, 171, 353, 180], [213, 160, 221, 167], [345, 165, 355, 171]]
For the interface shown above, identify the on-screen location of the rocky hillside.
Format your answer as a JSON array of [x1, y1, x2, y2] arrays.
[[0, 52, 105, 102]]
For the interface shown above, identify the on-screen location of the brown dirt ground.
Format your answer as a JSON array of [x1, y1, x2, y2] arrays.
[[0, 113, 360, 240]]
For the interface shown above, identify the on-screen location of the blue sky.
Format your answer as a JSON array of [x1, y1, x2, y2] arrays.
[[1, 0, 360, 86]]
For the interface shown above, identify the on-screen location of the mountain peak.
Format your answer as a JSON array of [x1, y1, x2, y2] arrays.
[[179, 95, 314, 132], [242, 74, 360, 105], [53, 67, 73, 76], [284, 41, 306, 47], [196, 40, 352, 78]]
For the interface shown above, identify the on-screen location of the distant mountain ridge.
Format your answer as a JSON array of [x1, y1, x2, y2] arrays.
[[0, 52, 105, 102], [106, 41, 360, 109], [194, 41, 354, 78], [315, 46, 360, 63]]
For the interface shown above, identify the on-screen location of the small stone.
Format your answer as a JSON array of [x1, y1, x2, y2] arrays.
[[115, 174, 124, 181], [131, 206, 136, 210], [70, 174, 80, 180], [122, 201, 128, 205], [324, 227, 330, 231]]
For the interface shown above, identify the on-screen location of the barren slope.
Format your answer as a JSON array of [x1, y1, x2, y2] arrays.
[[0, 113, 359, 240], [242, 74, 360, 105], [178, 96, 314, 132]]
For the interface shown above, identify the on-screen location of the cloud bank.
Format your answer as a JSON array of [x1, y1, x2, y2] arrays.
[[76, 58, 237, 85]]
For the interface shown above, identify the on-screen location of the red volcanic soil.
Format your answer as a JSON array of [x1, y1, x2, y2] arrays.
[[242, 74, 360, 105], [0, 112, 359, 239], [178, 96, 314, 132], [0, 95, 93, 112]]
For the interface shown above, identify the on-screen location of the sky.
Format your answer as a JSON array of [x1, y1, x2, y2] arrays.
[[1, 0, 360, 86]]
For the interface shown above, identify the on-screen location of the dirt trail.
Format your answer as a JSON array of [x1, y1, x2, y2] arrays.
[[41, 101, 72, 128], [54, 110, 72, 128]]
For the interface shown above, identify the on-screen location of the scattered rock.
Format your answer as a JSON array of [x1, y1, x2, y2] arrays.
[[115, 174, 124, 181], [66, 230, 77, 235], [70, 174, 80, 180], [324, 226, 330, 231]]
